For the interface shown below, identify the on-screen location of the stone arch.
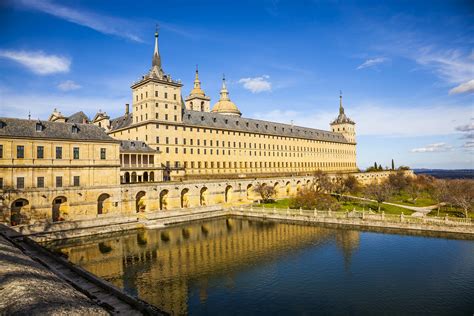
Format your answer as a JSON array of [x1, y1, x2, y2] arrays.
[[149, 171, 154, 182], [97, 193, 111, 215], [131, 172, 137, 183], [285, 181, 291, 196], [181, 188, 190, 208], [225, 185, 233, 203], [200, 187, 208, 206], [246, 184, 253, 200], [10, 199, 29, 226], [296, 181, 302, 193], [136, 191, 146, 213], [143, 172, 149, 182], [159, 190, 169, 210], [274, 182, 280, 198], [52, 196, 68, 222], [124, 172, 130, 183]]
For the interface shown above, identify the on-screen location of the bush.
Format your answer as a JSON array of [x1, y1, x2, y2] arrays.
[[289, 188, 340, 211]]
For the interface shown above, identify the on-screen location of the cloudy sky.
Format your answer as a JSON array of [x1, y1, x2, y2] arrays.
[[0, 0, 472, 169]]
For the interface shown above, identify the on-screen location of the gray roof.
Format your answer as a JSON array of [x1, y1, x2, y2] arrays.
[[183, 110, 349, 143], [67, 111, 90, 124], [110, 113, 132, 131], [108, 110, 349, 143], [0, 117, 117, 142], [120, 140, 156, 153]]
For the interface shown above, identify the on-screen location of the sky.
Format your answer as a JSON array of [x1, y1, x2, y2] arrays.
[[0, 0, 473, 169]]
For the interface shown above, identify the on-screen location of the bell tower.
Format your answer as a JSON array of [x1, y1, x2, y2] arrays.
[[330, 93, 356, 143], [185, 66, 211, 112]]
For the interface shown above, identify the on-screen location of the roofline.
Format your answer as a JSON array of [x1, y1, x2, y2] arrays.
[[0, 135, 121, 144], [131, 77, 183, 89]]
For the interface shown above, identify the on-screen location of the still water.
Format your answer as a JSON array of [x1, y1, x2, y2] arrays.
[[47, 218, 474, 315]]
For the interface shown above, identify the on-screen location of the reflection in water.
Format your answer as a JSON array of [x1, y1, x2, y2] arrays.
[[46, 218, 474, 315], [49, 218, 357, 314]]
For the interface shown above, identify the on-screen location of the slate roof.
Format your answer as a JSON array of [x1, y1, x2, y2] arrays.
[[110, 113, 132, 131], [182, 110, 349, 143], [120, 140, 156, 153], [66, 111, 90, 124], [0, 117, 117, 142], [108, 110, 350, 143]]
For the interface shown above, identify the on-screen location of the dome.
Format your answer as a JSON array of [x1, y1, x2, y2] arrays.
[[189, 69, 206, 97], [211, 77, 242, 116]]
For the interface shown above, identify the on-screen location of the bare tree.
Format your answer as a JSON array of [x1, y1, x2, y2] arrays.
[[388, 171, 411, 194], [449, 179, 474, 218], [253, 183, 276, 203], [427, 178, 450, 216], [312, 170, 333, 193], [363, 181, 393, 211]]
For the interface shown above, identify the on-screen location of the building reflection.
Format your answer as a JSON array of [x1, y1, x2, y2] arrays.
[[52, 218, 360, 315]]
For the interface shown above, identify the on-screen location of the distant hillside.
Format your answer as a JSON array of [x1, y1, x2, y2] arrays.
[[413, 169, 474, 179]]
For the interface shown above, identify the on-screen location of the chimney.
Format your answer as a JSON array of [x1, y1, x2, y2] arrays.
[[125, 103, 129, 114]]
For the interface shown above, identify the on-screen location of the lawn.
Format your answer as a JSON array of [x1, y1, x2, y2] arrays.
[[387, 191, 435, 207], [427, 206, 474, 219]]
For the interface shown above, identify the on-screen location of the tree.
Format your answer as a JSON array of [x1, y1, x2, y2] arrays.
[[391, 159, 395, 170], [388, 171, 411, 194], [364, 181, 393, 211], [312, 170, 333, 193], [374, 162, 377, 169], [289, 188, 340, 211], [449, 179, 474, 218], [344, 175, 361, 195], [427, 178, 450, 216], [253, 183, 276, 203]]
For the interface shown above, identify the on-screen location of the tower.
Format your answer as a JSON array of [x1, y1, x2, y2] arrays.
[[130, 28, 183, 125], [330, 93, 356, 143], [185, 66, 211, 112], [211, 76, 242, 117]]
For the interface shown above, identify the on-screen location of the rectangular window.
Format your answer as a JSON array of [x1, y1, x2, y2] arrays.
[[0, 144, 3, 158], [100, 148, 106, 159], [174, 94, 177, 100], [0, 178, 3, 189], [73, 147, 80, 159], [164, 92, 168, 99], [165, 114, 168, 120], [56, 146, 62, 159], [17, 177, 24, 189], [56, 176, 63, 188], [73, 176, 80, 187], [37, 177, 44, 188], [17, 145, 24, 158], [37, 146, 44, 159]]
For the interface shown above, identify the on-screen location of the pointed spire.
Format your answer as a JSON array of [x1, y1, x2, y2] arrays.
[[220, 74, 230, 101], [339, 90, 344, 115], [152, 24, 162, 70]]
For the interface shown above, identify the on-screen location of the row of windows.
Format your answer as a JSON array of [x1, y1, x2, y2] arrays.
[[136, 103, 178, 111], [0, 145, 107, 160], [0, 176, 80, 189], [136, 113, 178, 123], [136, 91, 177, 101], [163, 161, 356, 169]]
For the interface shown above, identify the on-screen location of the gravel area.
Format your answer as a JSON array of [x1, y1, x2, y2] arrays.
[[0, 236, 108, 315]]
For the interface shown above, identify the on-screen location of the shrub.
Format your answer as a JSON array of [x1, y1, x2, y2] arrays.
[[289, 188, 340, 211]]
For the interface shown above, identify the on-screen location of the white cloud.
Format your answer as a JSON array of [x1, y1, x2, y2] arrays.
[[57, 80, 81, 91], [411, 143, 452, 153], [0, 50, 70, 75], [253, 103, 470, 137], [463, 140, 474, 150], [239, 75, 272, 93], [17, 0, 142, 42], [357, 57, 389, 70], [449, 79, 474, 95], [456, 122, 474, 133]]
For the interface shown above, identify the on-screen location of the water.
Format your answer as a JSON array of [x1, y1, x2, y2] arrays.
[[47, 217, 474, 315]]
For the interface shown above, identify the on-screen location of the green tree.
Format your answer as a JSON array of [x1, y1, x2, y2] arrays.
[[391, 159, 395, 170]]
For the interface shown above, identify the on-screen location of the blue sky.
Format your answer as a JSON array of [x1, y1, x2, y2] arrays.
[[0, 0, 472, 169]]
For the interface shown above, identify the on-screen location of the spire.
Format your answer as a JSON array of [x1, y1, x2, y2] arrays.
[[339, 90, 344, 115], [194, 65, 200, 88], [219, 75, 230, 101], [152, 24, 162, 70]]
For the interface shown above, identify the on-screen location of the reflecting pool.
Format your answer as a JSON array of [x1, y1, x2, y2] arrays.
[[47, 217, 474, 315]]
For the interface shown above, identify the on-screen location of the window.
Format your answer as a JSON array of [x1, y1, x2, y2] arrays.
[[0, 178, 3, 189], [17, 145, 25, 158], [174, 94, 177, 100], [72, 125, 79, 133], [37, 177, 44, 188], [165, 114, 168, 120], [73, 176, 80, 187], [17, 177, 24, 189], [36, 122, 43, 132], [56, 147, 62, 159], [156, 136, 159, 143], [100, 148, 106, 160], [56, 176, 63, 187], [37, 146, 44, 159], [0, 144, 3, 158], [73, 147, 80, 159], [164, 92, 168, 99]]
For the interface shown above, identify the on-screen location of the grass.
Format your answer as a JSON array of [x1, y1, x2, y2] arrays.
[[427, 206, 474, 219], [259, 198, 413, 216], [388, 191, 435, 207]]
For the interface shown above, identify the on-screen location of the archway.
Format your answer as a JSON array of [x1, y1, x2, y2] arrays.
[[200, 187, 208, 206], [159, 190, 169, 210], [225, 185, 233, 203], [181, 188, 190, 208], [246, 184, 253, 200], [124, 172, 130, 183], [52, 196, 68, 222], [149, 172, 154, 182], [274, 182, 280, 198], [136, 191, 146, 212], [97, 193, 111, 215], [286, 181, 291, 196], [296, 181, 302, 193], [131, 172, 137, 183], [143, 172, 149, 182], [306, 179, 312, 189], [10, 199, 29, 226]]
